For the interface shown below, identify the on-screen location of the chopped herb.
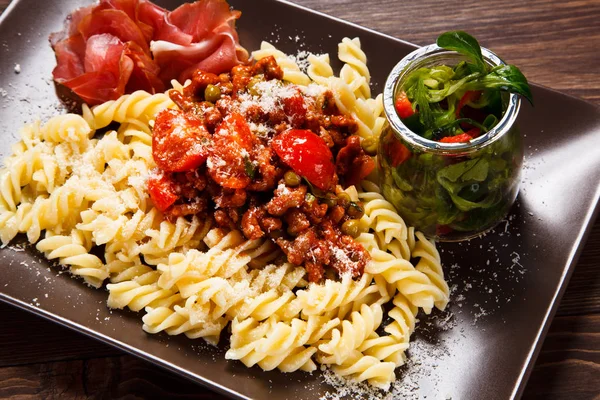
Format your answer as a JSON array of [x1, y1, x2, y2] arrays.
[[244, 156, 256, 179]]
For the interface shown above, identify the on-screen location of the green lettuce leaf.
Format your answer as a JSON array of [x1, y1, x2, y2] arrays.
[[437, 31, 486, 73], [465, 65, 533, 104]]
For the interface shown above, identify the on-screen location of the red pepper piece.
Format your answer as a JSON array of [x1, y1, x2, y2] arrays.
[[395, 91, 415, 119]]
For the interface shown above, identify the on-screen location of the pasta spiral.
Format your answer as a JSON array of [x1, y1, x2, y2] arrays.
[[139, 216, 211, 265], [318, 303, 384, 365], [107, 276, 182, 312], [411, 232, 450, 311], [296, 273, 380, 319], [225, 317, 319, 373], [338, 37, 371, 99], [36, 231, 108, 288], [307, 54, 334, 85], [331, 350, 396, 390], [156, 229, 250, 291], [384, 293, 418, 342], [0, 145, 49, 211], [83, 90, 175, 130], [41, 114, 93, 144], [365, 245, 447, 314], [143, 301, 229, 345], [357, 334, 409, 367]]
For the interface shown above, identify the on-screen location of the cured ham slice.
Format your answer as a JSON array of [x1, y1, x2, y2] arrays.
[[123, 42, 164, 95], [150, 36, 246, 83], [150, 0, 248, 82], [56, 34, 134, 105], [50, 0, 248, 106], [78, 9, 150, 52], [95, 0, 159, 42]]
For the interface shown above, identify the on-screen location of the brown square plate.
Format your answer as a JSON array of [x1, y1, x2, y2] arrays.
[[1, 0, 599, 399]]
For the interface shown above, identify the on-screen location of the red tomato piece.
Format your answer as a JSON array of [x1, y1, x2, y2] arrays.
[[439, 133, 474, 143], [464, 127, 481, 138], [348, 155, 375, 187], [207, 112, 255, 189], [395, 91, 415, 119], [455, 90, 482, 118], [272, 129, 335, 190], [147, 173, 179, 212], [336, 136, 375, 186], [436, 224, 454, 236], [152, 108, 210, 172], [282, 91, 307, 127], [386, 139, 412, 167]]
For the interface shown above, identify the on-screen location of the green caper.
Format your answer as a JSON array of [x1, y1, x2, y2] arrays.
[[284, 171, 301, 187], [336, 192, 351, 209], [247, 75, 264, 96], [341, 219, 360, 238], [305, 192, 316, 204], [347, 202, 365, 219], [204, 84, 221, 103], [323, 192, 338, 208], [361, 137, 378, 156]]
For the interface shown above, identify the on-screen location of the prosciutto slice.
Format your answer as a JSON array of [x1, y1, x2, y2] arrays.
[[71, 34, 134, 105], [50, 0, 248, 106], [150, 0, 248, 83]]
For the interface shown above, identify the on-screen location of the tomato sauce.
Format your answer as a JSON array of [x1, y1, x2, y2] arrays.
[[149, 56, 373, 282]]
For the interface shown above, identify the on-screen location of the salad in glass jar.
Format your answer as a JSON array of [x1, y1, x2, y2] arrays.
[[378, 31, 532, 241]]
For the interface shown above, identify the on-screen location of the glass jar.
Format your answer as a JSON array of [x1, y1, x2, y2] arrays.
[[378, 44, 523, 241]]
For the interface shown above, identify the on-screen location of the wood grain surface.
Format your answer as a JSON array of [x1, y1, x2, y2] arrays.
[[0, 0, 599, 399]]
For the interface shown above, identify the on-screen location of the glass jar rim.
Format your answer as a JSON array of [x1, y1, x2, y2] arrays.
[[383, 44, 521, 154]]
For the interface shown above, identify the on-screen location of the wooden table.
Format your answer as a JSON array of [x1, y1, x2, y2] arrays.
[[0, 0, 598, 399]]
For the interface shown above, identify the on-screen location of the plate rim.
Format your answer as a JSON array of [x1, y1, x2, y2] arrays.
[[0, 0, 599, 399]]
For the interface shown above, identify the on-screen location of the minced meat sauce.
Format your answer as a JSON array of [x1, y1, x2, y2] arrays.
[[148, 56, 375, 282]]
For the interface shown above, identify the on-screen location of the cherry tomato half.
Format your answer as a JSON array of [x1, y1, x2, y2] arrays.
[[395, 91, 415, 119], [272, 129, 335, 190]]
